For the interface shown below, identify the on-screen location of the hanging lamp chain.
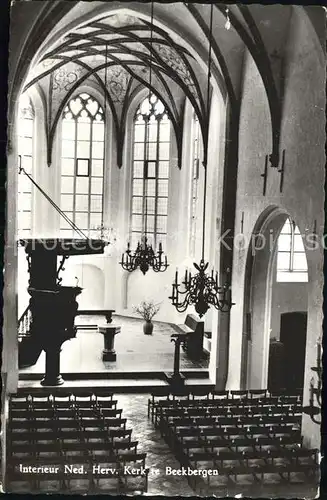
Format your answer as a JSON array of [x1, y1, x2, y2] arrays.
[[168, 3, 233, 318], [119, 1, 168, 275], [104, 44, 108, 117], [201, 2, 213, 261], [144, 1, 154, 242], [149, 1, 154, 96], [102, 44, 109, 237]]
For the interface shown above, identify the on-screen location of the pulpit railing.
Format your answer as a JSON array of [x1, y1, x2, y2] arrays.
[[56, 255, 69, 285], [18, 305, 32, 340]]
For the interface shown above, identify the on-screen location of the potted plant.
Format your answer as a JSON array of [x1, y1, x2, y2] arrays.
[[133, 300, 161, 335]]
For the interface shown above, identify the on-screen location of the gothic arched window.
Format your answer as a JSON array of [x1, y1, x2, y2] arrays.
[[276, 218, 308, 282], [18, 94, 34, 238], [60, 93, 105, 238], [131, 94, 170, 250]]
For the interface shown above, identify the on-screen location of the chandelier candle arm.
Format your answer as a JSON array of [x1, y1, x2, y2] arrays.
[[169, 259, 233, 318], [120, 236, 169, 275]]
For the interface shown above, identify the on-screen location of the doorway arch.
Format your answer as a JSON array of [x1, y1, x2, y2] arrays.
[[241, 206, 309, 391]]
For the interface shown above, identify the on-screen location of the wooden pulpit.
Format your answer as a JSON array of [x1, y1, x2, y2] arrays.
[[20, 238, 106, 385]]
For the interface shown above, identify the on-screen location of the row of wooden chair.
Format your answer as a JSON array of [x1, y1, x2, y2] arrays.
[[161, 422, 301, 444], [7, 391, 148, 495], [177, 433, 305, 452], [9, 426, 132, 443], [175, 433, 304, 452], [148, 389, 302, 422], [9, 391, 116, 412], [153, 402, 302, 426], [9, 415, 127, 431], [10, 438, 139, 456], [158, 413, 301, 430], [149, 387, 302, 399], [10, 406, 122, 419], [10, 390, 115, 401], [151, 389, 316, 494], [187, 447, 318, 467], [152, 403, 302, 427]]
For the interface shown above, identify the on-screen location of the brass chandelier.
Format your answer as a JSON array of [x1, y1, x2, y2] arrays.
[[169, 4, 233, 318], [120, 237, 168, 276]]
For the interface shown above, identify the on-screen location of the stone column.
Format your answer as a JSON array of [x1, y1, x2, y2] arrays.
[[41, 347, 64, 386]]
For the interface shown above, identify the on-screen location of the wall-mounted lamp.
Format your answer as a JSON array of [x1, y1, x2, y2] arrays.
[[302, 340, 322, 425]]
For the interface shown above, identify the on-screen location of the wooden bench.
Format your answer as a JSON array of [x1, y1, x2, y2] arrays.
[[75, 309, 115, 330], [174, 314, 204, 360]]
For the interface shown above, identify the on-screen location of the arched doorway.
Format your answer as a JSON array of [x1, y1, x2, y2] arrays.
[[241, 207, 309, 392]]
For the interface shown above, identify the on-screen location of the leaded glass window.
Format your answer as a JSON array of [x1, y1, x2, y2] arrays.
[[276, 218, 308, 282], [18, 94, 34, 238], [60, 93, 104, 238], [131, 94, 170, 250]]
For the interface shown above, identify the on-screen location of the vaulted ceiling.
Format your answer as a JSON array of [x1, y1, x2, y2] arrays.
[[11, 2, 322, 170], [24, 10, 212, 169]]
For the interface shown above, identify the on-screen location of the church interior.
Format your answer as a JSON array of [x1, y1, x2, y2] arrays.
[[1, 2, 325, 496]]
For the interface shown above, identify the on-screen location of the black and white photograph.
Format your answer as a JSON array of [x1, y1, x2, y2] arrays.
[[1, 1, 325, 497]]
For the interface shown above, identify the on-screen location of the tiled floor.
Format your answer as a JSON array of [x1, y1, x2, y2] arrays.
[[116, 394, 194, 496], [20, 315, 208, 375]]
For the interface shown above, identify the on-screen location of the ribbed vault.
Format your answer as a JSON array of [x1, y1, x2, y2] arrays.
[[15, 3, 312, 171], [23, 11, 213, 169]]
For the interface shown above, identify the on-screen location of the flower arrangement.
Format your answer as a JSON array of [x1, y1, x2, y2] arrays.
[[133, 300, 161, 321]]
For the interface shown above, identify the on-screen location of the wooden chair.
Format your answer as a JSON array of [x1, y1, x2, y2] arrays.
[[72, 391, 96, 402], [211, 390, 229, 398], [93, 391, 114, 402], [191, 387, 211, 400], [189, 451, 218, 468], [95, 407, 123, 419], [52, 393, 74, 407], [230, 390, 249, 400], [148, 387, 172, 418], [112, 440, 138, 455], [108, 428, 132, 441], [248, 389, 267, 399], [118, 453, 149, 494]]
